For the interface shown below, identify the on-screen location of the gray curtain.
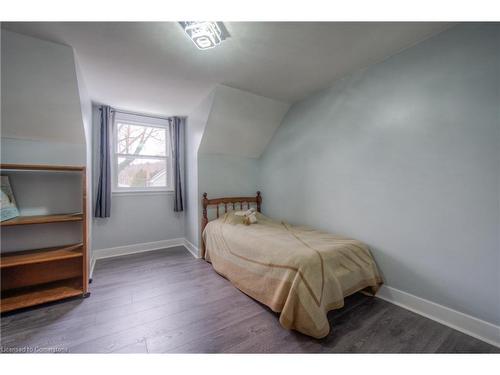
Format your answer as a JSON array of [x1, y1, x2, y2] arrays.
[[94, 105, 113, 218], [169, 117, 185, 212]]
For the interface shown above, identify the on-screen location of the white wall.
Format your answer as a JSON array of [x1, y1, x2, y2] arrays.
[[184, 92, 215, 249], [0, 171, 83, 252], [1, 137, 86, 165], [199, 85, 290, 158], [0, 30, 90, 258], [259, 23, 500, 326], [184, 85, 289, 250], [74, 54, 93, 262], [1, 30, 85, 164]]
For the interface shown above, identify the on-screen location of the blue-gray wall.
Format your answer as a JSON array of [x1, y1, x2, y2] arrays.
[[198, 153, 260, 230], [259, 23, 500, 325], [199, 154, 259, 199], [90, 105, 185, 251]]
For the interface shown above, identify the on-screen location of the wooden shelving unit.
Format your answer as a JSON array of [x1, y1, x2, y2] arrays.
[[1, 279, 83, 313], [1, 244, 83, 268], [0, 213, 83, 227], [0, 164, 89, 313], [0, 164, 85, 172]]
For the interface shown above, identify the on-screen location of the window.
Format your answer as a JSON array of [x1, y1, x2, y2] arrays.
[[112, 112, 172, 192]]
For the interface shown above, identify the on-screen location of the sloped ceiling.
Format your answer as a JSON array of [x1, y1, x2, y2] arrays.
[[1, 23, 453, 161], [2, 22, 452, 116], [198, 85, 290, 158], [1, 30, 85, 144]]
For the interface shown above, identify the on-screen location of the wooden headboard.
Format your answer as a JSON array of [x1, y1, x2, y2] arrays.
[[200, 191, 261, 258]]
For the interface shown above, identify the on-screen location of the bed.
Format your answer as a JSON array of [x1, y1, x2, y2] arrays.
[[201, 192, 382, 339]]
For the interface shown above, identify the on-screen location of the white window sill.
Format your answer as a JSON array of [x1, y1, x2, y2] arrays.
[[112, 190, 174, 196]]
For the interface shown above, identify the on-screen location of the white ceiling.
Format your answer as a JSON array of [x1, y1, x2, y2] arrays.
[[2, 22, 452, 116]]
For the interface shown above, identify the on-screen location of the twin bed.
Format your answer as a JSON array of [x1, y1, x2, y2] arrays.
[[201, 192, 382, 339]]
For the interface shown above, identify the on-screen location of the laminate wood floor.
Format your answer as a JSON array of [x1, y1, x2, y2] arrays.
[[1, 247, 498, 353]]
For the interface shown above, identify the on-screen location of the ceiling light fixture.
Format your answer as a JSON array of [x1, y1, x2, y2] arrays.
[[179, 22, 230, 50]]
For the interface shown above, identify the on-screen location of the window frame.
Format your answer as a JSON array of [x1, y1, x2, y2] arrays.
[[111, 112, 173, 193]]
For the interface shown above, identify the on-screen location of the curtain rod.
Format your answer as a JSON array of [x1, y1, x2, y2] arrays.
[[99, 106, 186, 122], [112, 109, 173, 121]]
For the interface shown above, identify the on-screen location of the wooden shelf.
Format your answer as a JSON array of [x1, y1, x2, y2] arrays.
[[1, 164, 85, 172], [0, 213, 83, 227], [0, 163, 89, 312], [1, 279, 83, 313], [1, 244, 83, 269]]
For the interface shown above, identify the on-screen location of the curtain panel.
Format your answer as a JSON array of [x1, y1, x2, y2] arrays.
[[94, 105, 113, 218], [169, 116, 185, 212]]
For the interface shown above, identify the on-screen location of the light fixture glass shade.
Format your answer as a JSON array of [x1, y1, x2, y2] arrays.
[[179, 22, 229, 50]]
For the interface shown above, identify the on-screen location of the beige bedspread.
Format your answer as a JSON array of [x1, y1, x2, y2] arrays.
[[203, 212, 382, 339]]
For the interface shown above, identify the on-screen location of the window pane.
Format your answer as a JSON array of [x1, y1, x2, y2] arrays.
[[117, 157, 167, 188], [117, 123, 167, 157]]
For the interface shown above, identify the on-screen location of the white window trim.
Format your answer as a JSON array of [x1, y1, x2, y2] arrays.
[[111, 112, 173, 193], [112, 190, 174, 196]]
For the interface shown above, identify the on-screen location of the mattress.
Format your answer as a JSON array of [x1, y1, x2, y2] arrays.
[[203, 212, 382, 338]]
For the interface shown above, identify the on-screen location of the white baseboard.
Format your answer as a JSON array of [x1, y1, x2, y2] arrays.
[[183, 239, 200, 259], [93, 238, 186, 261], [89, 237, 199, 279], [376, 285, 500, 348]]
